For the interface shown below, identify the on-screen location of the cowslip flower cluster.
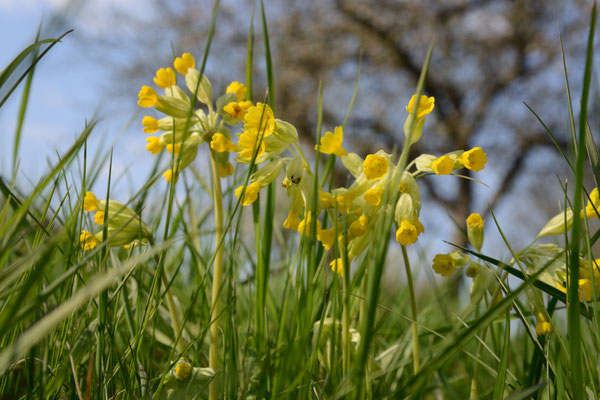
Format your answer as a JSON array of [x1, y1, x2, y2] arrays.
[[138, 53, 489, 278], [215, 91, 487, 276], [80, 191, 151, 249], [139, 52, 301, 194], [139, 53, 236, 183]]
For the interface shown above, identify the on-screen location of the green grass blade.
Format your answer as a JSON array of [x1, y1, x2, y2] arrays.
[[11, 25, 42, 176], [492, 312, 510, 399], [503, 382, 547, 400], [0, 30, 72, 109], [567, 5, 596, 399]]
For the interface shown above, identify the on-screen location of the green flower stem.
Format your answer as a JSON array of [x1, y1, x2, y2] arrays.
[[342, 238, 351, 375], [209, 150, 225, 400], [401, 245, 419, 373]]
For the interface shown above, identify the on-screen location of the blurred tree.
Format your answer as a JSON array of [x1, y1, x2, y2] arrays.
[[70, 0, 591, 245]]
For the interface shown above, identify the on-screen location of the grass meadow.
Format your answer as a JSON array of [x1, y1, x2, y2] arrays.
[[1, 1, 600, 399]]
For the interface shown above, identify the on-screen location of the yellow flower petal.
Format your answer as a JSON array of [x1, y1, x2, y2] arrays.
[[431, 155, 453, 175], [138, 86, 158, 108], [461, 147, 487, 172], [315, 126, 346, 157], [174, 53, 195, 75], [406, 94, 435, 119], [153, 67, 176, 89], [226, 81, 247, 102], [432, 254, 455, 277], [363, 154, 388, 180]]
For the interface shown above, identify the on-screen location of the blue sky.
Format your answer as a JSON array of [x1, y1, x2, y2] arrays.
[[0, 0, 150, 196]]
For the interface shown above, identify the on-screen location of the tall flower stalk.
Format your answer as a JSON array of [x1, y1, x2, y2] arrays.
[[208, 150, 225, 400]]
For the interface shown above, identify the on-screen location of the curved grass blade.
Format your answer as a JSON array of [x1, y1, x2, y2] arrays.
[[0, 30, 73, 108]]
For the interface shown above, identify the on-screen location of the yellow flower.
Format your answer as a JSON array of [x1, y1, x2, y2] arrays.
[[211, 133, 241, 153], [298, 212, 322, 237], [432, 254, 455, 277], [235, 181, 262, 206], [138, 86, 158, 108], [283, 211, 300, 230], [461, 147, 487, 172], [315, 126, 346, 157], [535, 321, 553, 336], [465, 264, 479, 278], [163, 169, 178, 183], [146, 137, 164, 154], [396, 219, 418, 246], [224, 101, 253, 120], [349, 214, 368, 237], [467, 213, 484, 228], [365, 187, 383, 206], [174, 360, 192, 380], [94, 211, 104, 225], [244, 102, 275, 137], [334, 191, 356, 214], [363, 154, 388, 180], [406, 94, 435, 119], [83, 191, 99, 212], [330, 258, 344, 277], [318, 228, 336, 250], [226, 81, 247, 102], [218, 162, 234, 178], [80, 230, 98, 250], [142, 116, 159, 134], [238, 131, 266, 160], [585, 188, 600, 218], [431, 155, 453, 175], [153, 67, 176, 89], [174, 53, 195, 75], [579, 279, 594, 302], [166, 143, 181, 155]]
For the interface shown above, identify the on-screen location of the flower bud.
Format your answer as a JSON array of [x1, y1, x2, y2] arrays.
[[185, 69, 212, 106], [273, 119, 298, 143], [399, 172, 421, 212], [404, 114, 426, 145], [264, 135, 289, 155], [340, 153, 364, 178], [251, 158, 286, 186], [395, 193, 414, 224], [537, 208, 573, 237], [470, 264, 494, 304], [466, 213, 484, 251], [154, 95, 191, 119], [413, 154, 436, 173]]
